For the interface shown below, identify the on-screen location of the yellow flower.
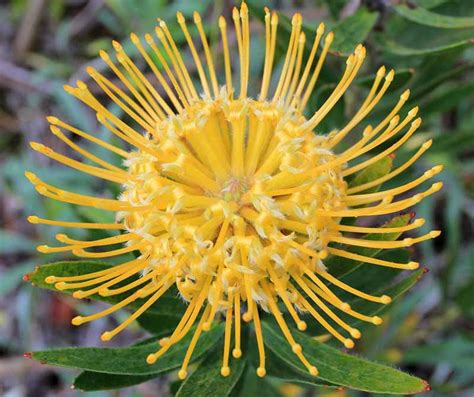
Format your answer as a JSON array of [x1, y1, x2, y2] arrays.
[[26, 3, 442, 380]]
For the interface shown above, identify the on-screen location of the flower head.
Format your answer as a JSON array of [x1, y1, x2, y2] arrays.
[[27, 3, 442, 379]]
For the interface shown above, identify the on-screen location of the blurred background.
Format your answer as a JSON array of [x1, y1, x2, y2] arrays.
[[0, 0, 473, 396]]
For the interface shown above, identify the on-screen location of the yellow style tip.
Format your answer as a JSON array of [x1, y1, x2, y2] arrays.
[[380, 295, 392, 304], [408, 106, 419, 117], [430, 230, 441, 238], [412, 117, 422, 128], [376, 65, 386, 77], [71, 316, 83, 326], [98, 50, 109, 60], [202, 322, 211, 331], [46, 116, 59, 124], [340, 302, 351, 311], [146, 354, 157, 364], [130, 32, 139, 43], [309, 366, 319, 376], [344, 339, 354, 349], [86, 66, 96, 76], [386, 69, 395, 82], [176, 11, 185, 24], [73, 290, 87, 299], [178, 369, 187, 380], [423, 139, 433, 149], [144, 33, 154, 44], [350, 328, 361, 339], [55, 233, 67, 242], [325, 31, 334, 43], [317, 22, 325, 35], [242, 312, 252, 322], [401, 89, 411, 100], [372, 316, 383, 325], [111, 40, 122, 51], [29, 141, 44, 152], [408, 261, 419, 270], [218, 16, 227, 28], [45, 276, 56, 284], [24, 172, 37, 183], [256, 367, 266, 377], [36, 245, 49, 253], [193, 11, 201, 23], [297, 321, 307, 331], [271, 11, 278, 25], [220, 366, 231, 377], [232, 7, 239, 19], [101, 332, 112, 342], [232, 348, 242, 358], [50, 126, 61, 136], [27, 215, 39, 224]]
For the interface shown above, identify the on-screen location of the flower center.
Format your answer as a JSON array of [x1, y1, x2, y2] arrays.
[[221, 177, 250, 204], [120, 94, 346, 303]]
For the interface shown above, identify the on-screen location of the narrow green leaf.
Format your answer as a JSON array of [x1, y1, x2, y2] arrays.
[[176, 347, 246, 397], [265, 350, 334, 388], [74, 371, 156, 391], [262, 320, 428, 394], [395, 5, 474, 29], [380, 36, 474, 56], [27, 261, 185, 323], [32, 323, 223, 375]]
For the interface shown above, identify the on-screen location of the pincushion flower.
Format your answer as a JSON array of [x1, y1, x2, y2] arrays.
[[26, 3, 442, 380]]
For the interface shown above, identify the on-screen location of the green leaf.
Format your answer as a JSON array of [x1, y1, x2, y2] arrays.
[[329, 9, 378, 56], [232, 364, 284, 397], [381, 37, 474, 55], [32, 323, 224, 375], [74, 371, 156, 391], [176, 347, 246, 397], [27, 261, 185, 325], [348, 156, 393, 194], [265, 349, 334, 388], [394, 5, 474, 29], [262, 320, 428, 394], [327, 213, 413, 279]]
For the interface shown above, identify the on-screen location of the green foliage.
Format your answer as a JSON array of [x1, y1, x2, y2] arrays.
[[261, 319, 428, 394], [32, 324, 223, 375]]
